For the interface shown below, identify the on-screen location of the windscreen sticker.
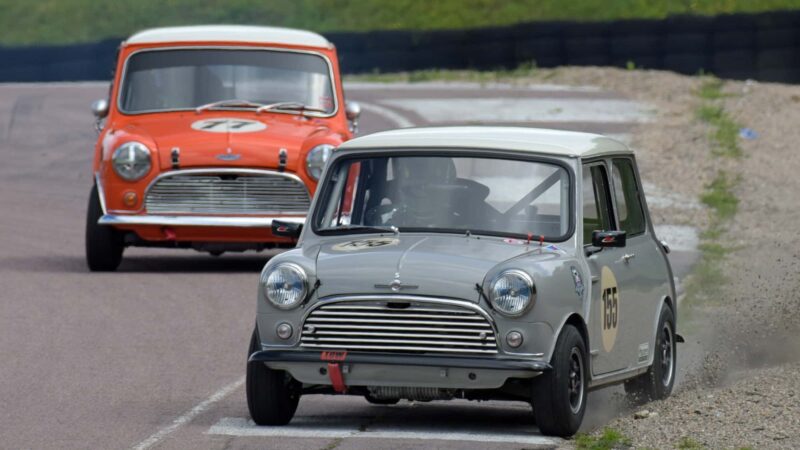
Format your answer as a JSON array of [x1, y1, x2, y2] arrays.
[[600, 266, 620, 352], [331, 238, 399, 252], [191, 118, 267, 133]]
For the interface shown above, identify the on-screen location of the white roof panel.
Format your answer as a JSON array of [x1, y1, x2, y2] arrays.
[[126, 25, 330, 48], [339, 126, 631, 158]]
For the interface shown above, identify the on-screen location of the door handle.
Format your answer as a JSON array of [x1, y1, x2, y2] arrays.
[[622, 253, 636, 263]]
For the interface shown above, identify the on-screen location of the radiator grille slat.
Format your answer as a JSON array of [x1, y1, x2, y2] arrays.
[[145, 173, 310, 214], [300, 300, 498, 355]]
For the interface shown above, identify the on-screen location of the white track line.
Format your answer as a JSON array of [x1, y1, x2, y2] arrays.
[[358, 101, 416, 128], [207, 417, 560, 446], [131, 376, 245, 450]]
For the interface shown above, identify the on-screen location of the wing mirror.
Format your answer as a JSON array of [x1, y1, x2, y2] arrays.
[[592, 230, 627, 248], [272, 220, 303, 239], [345, 101, 361, 134], [92, 99, 109, 119]]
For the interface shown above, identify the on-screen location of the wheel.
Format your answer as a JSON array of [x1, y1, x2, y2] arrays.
[[85, 185, 124, 271], [364, 394, 399, 405], [246, 327, 300, 425], [624, 305, 676, 402], [531, 324, 587, 437]]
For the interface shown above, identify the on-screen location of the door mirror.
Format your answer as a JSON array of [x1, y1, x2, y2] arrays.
[[592, 230, 627, 248], [272, 220, 303, 239], [345, 101, 361, 134], [91, 99, 109, 119]]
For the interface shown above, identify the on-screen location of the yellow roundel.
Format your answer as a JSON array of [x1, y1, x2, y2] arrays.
[[600, 266, 620, 352]]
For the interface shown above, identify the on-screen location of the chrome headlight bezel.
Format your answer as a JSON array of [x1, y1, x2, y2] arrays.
[[111, 141, 152, 181], [305, 144, 336, 181], [262, 263, 308, 310], [489, 269, 535, 317]]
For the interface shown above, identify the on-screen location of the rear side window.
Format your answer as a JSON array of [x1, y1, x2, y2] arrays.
[[611, 158, 646, 235], [582, 164, 613, 245]]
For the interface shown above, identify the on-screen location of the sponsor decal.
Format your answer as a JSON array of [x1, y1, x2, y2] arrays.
[[191, 118, 267, 133], [600, 266, 620, 352], [570, 266, 585, 298], [331, 237, 399, 252]]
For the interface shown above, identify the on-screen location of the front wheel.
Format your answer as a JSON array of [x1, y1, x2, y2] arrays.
[[85, 185, 124, 272], [624, 305, 676, 402], [531, 324, 587, 437], [246, 328, 300, 425]]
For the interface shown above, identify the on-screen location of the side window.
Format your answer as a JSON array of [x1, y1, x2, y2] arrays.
[[611, 158, 646, 235], [582, 164, 613, 245]]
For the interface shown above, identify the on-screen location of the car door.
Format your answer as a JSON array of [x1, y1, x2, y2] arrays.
[[609, 157, 666, 368], [582, 162, 630, 375]]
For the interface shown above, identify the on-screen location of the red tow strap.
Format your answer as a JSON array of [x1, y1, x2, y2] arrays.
[[321, 351, 348, 393]]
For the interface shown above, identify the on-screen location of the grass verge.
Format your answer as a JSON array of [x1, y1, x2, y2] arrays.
[[347, 61, 541, 83], [2, 1, 800, 46], [574, 427, 632, 450], [694, 79, 742, 158]]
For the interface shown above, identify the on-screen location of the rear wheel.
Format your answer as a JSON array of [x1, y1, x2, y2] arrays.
[[624, 305, 676, 402], [85, 185, 124, 272], [531, 324, 587, 437], [246, 327, 300, 425]]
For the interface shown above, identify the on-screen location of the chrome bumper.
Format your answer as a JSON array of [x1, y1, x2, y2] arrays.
[[98, 214, 305, 228]]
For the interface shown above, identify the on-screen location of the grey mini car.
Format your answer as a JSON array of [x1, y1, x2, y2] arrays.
[[247, 127, 680, 437]]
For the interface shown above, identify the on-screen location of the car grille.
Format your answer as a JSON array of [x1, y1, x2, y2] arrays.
[[300, 299, 498, 355], [145, 172, 310, 215]]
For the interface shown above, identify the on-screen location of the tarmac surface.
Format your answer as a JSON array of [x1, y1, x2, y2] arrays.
[[0, 81, 696, 449]]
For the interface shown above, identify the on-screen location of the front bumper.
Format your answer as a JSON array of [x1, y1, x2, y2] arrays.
[[250, 350, 551, 390], [98, 214, 305, 228]]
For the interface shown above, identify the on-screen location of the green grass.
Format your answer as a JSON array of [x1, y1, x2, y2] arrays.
[[700, 171, 739, 220], [695, 102, 743, 158], [697, 78, 727, 100], [348, 61, 540, 83], [2, 0, 800, 46], [574, 427, 632, 450], [676, 436, 706, 449]]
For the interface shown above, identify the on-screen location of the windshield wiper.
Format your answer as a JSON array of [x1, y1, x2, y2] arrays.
[[323, 225, 399, 235], [195, 99, 266, 113], [256, 101, 327, 115]]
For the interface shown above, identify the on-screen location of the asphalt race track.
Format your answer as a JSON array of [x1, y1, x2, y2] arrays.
[[0, 81, 696, 449]]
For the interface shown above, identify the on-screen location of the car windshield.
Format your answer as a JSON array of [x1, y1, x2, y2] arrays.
[[314, 154, 572, 240], [119, 49, 334, 114]]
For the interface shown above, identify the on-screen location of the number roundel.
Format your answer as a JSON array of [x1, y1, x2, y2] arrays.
[[600, 266, 620, 352], [191, 118, 267, 133]]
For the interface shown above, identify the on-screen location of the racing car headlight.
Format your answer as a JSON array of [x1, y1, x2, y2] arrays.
[[112, 142, 151, 181], [263, 263, 308, 309], [305, 144, 335, 181], [489, 270, 535, 316]]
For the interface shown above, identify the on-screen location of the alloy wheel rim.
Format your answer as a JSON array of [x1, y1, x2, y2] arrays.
[[660, 322, 675, 387], [568, 347, 585, 414]]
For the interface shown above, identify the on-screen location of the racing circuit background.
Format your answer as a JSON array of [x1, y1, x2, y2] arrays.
[[2, 2, 800, 449]]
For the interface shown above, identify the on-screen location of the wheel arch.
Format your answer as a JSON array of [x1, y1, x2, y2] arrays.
[[549, 313, 590, 363]]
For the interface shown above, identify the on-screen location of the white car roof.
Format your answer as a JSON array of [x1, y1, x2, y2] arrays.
[[339, 126, 632, 159], [126, 25, 330, 48]]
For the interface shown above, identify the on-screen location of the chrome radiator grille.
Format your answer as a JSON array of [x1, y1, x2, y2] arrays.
[[300, 300, 498, 354], [145, 172, 310, 215]]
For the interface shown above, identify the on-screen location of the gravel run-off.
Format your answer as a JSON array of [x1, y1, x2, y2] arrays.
[[529, 67, 800, 449]]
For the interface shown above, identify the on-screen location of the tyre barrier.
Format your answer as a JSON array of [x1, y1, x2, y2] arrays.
[[1, 10, 799, 83]]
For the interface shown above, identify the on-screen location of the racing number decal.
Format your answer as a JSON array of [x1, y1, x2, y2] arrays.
[[190, 118, 267, 133], [331, 238, 399, 252], [600, 266, 620, 352]]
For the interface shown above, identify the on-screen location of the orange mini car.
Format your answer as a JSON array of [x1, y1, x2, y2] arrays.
[[86, 25, 360, 271]]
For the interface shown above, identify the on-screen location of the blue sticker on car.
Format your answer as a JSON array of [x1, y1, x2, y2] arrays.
[[570, 266, 584, 298]]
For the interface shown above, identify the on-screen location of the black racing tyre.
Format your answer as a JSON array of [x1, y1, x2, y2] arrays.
[[531, 324, 587, 437], [85, 185, 124, 272], [364, 394, 400, 405], [246, 327, 300, 425], [624, 305, 676, 403]]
